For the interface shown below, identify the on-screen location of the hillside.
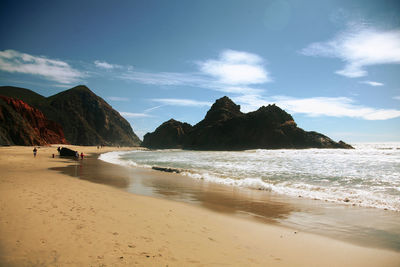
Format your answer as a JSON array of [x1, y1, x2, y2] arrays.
[[0, 85, 141, 146], [0, 95, 67, 146]]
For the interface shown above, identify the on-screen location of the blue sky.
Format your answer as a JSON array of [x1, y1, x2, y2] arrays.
[[0, 0, 399, 142]]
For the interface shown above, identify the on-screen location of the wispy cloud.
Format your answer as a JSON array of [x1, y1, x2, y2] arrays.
[[152, 98, 212, 107], [119, 112, 153, 118], [119, 49, 270, 95], [393, 96, 400, 100], [233, 94, 400, 120], [301, 23, 400, 78], [0, 78, 72, 89], [107, 96, 130, 102], [94, 60, 122, 69], [120, 105, 164, 119], [276, 96, 400, 120], [359, 80, 384, 87], [120, 71, 207, 86], [197, 49, 271, 85], [0, 49, 84, 84], [144, 105, 165, 113]]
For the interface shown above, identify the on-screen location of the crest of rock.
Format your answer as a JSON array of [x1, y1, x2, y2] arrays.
[[142, 119, 192, 149], [198, 96, 243, 127]]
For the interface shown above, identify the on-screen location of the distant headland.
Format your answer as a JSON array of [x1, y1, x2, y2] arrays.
[[143, 96, 353, 150]]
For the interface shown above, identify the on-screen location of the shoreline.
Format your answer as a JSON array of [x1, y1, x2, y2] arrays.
[[1, 145, 399, 266], [94, 149, 400, 252]]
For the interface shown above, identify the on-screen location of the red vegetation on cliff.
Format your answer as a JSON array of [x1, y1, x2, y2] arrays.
[[0, 95, 68, 145]]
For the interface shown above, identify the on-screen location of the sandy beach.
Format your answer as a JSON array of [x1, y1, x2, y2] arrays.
[[0, 145, 399, 266]]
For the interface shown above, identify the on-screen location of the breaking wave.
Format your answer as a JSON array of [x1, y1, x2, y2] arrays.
[[99, 143, 400, 211]]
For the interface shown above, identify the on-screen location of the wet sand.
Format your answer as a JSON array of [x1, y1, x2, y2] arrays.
[[56, 152, 400, 252], [1, 145, 399, 266]]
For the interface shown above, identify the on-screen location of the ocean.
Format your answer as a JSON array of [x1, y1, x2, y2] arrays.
[[99, 143, 400, 212], [95, 143, 400, 250]]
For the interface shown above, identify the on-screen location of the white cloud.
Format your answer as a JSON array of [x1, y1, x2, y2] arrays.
[[232, 94, 270, 113], [119, 50, 269, 95], [359, 81, 384, 87], [393, 96, 400, 100], [301, 24, 400, 78], [0, 49, 84, 84], [152, 98, 212, 107], [108, 96, 130, 102], [233, 94, 400, 120], [198, 49, 270, 85], [120, 71, 263, 95], [275, 96, 400, 120], [119, 112, 153, 118], [94, 60, 121, 69]]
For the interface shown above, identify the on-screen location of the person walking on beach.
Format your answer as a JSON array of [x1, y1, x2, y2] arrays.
[[33, 147, 37, 157], [80, 152, 84, 160]]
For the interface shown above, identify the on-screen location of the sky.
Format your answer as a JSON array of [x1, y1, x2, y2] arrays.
[[0, 0, 399, 142]]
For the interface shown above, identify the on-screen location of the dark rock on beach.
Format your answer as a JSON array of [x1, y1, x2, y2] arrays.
[[59, 147, 78, 157], [0, 85, 141, 146], [143, 96, 353, 150], [152, 166, 181, 173]]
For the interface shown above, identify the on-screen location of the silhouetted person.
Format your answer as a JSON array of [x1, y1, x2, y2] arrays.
[[33, 147, 37, 157]]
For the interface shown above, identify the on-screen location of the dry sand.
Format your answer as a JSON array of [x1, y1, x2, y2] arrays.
[[0, 145, 399, 266]]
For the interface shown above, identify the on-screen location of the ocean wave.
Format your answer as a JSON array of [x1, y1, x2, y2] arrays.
[[99, 151, 139, 167], [98, 144, 400, 212], [180, 170, 400, 212]]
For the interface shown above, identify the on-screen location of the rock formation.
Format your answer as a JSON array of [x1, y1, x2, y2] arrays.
[[0, 85, 141, 146], [59, 147, 78, 157], [143, 96, 353, 150], [142, 119, 192, 149], [0, 96, 67, 145]]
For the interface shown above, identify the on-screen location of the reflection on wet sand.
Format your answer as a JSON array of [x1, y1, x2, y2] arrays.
[[51, 157, 130, 189], [137, 168, 298, 222], [52, 155, 298, 223], [51, 154, 400, 252]]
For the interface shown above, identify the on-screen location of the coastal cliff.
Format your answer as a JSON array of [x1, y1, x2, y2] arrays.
[[0, 85, 141, 146], [143, 96, 353, 150], [0, 96, 67, 145]]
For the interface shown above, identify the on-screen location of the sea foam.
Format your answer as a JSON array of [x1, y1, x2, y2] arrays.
[[99, 143, 400, 211]]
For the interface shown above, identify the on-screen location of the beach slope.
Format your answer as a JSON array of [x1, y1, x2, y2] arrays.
[[0, 146, 398, 266]]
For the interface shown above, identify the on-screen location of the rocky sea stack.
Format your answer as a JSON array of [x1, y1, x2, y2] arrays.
[[143, 96, 353, 150], [0, 85, 141, 146]]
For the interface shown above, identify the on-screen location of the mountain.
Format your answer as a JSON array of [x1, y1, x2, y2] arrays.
[[0, 95, 67, 145], [143, 96, 353, 150], [44, 85, 141, 146], [0, 85, 141, 146]]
